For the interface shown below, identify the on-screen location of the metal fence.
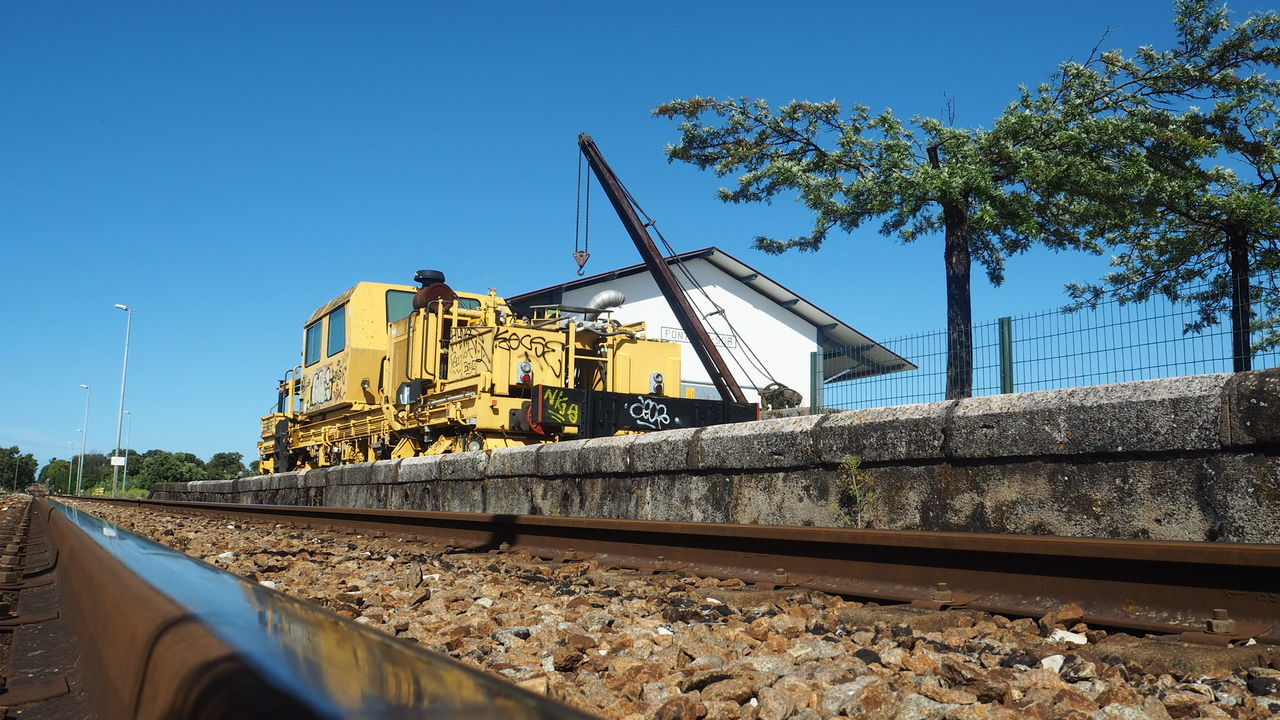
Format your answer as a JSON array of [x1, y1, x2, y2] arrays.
[[814, 283, 1280, 411]]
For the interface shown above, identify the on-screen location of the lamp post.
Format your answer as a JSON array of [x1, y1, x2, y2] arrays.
[[77, 385, 91, 495], [74, 430, 82, 492], [66, 441, 75, 495], [122, 410, 133, 492], [111, 304, 134, 498]]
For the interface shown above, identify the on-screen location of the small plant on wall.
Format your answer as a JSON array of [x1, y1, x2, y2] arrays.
[[830, 455, 875, 528]]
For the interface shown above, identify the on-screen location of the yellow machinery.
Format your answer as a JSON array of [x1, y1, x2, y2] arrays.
[[259, 270, 756, 472]]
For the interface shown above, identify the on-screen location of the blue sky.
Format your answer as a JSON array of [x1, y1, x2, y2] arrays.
[[3, 0, 1273, 468]]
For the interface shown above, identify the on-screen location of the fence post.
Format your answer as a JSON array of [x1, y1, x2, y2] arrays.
[[809, 351, 824, 415], [998, 316, 1014, 394]]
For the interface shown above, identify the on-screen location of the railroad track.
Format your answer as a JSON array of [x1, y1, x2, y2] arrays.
[[12, 495, 1280, 718], [0, 496, 594, 718], [74, 496, 1280, 645]]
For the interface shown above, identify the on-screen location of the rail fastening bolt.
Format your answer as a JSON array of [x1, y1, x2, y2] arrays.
[[1208, 608, 1237, 634], [931, 582, 953, 603]]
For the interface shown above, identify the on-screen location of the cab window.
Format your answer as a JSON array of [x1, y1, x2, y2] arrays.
[[327, 305, 346, 357], [458, 297, 481, 310], [304, 322, 322, 366], [387, 290, 414, 324]]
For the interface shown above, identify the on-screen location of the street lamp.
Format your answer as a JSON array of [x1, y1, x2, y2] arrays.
[[74, 431, 81, 493], [78, 384, 91, 495], [66, 441, 75, 495], [122, 410, 133, 492], [111, 304, 134, 498]]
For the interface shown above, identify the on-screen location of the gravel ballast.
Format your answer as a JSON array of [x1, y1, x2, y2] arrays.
[[66, 500, 1280, 720]]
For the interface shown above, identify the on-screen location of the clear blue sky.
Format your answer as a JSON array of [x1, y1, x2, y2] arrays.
[[3, 1, 1273, 468]]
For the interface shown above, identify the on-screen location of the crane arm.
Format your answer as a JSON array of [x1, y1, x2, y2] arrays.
[[577, 133, 748, 404]]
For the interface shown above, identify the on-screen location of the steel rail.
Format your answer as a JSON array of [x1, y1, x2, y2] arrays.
[[20, 498, 595, 719], [77, 497, 1280, 645]]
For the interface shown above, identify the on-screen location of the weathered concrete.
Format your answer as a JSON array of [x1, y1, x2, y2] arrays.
[[153, 369, 1280, 542], [947, 373, 1228, 458], [696, 415, 825, 470], [812, 401, 950, 463], [1223, 370, 1280, 446]]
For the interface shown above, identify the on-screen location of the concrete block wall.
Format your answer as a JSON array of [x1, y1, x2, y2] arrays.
[[153, 369, 1280, 542]]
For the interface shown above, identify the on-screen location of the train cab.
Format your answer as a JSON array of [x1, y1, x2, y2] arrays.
[[298, 282, 402, 418]]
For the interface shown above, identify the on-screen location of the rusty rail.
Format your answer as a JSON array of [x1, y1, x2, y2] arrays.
[[7, 498, 594, 718], [76, 497, 1280, 645]]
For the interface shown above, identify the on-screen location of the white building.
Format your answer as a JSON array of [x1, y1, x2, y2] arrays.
[[508, 247, 913, 407]]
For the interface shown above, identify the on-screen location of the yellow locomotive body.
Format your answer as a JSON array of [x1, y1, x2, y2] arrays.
[[259, 271, 751, 473]]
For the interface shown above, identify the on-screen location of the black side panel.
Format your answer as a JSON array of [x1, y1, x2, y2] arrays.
[[530, 385, 756, 438]]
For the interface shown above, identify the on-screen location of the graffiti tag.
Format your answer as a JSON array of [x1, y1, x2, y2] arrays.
[[305, 361, 347, 410], [627, 396, 670, 430], [449, 327, 493, 377], [496, 330, 566, 379], [540, 387, 581, 425]]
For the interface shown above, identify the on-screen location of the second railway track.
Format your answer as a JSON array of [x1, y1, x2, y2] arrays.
[[73, 496, 1280, 643], [56, 496, 1280, 719]]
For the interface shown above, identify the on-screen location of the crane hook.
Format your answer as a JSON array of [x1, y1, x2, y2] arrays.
[[573, 250, 590, 276]]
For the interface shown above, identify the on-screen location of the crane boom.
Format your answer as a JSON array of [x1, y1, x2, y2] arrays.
[[577, 133, 748, 404]]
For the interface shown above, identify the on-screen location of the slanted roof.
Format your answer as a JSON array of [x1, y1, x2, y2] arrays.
[[508, 247, 915, 382]]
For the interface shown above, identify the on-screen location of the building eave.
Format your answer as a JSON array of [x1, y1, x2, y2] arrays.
[[508, 247, 916, 381]]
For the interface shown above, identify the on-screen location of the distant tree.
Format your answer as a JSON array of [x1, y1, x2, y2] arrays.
[[32, 448, 258, 493], [173, 452, 206, 469], [135, 451, 208, 490], [48, 452, 107, 493], [206, 452, 247, 480], [120, 448, 144, 470], [249, 460, 262, 476], [0, 447, 38, 491], [76, 453, 110, 492], [37, 458, 74, 494]]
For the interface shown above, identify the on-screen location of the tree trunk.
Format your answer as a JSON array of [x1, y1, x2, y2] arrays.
[[1227, 228, 1252, 372], [943, 200, 974, 400]]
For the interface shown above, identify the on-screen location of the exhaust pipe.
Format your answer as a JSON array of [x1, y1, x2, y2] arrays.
[[584, 289, 626, 320]]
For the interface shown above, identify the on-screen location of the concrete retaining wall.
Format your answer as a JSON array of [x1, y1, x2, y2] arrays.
[[153, 369, 1280, 542]]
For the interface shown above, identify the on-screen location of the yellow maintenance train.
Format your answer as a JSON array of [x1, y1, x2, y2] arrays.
[[258, 270, 757, 472], [259, 134, 774, 473]]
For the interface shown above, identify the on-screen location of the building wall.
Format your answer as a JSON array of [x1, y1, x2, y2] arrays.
[[554, 258, 818, 404]]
